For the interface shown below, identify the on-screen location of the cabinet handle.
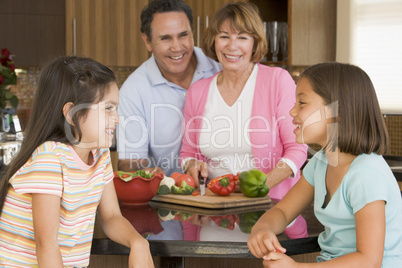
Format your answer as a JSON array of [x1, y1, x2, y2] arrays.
[[206, 16, 209, 29], [197, 16, 200, 47], [73, 18, 76, 56]]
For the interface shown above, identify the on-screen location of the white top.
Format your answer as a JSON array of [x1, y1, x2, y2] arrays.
[[196, 64, 297, 180], [199, 65, 258, 179]]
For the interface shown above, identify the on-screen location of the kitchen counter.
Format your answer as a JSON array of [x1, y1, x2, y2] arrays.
[[90, 199, 324, 267]]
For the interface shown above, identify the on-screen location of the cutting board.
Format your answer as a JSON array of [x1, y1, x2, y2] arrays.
[[151, 188, 271, 209]]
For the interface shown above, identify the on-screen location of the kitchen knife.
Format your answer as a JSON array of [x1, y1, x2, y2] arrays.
[[199, 172, 205, 196]]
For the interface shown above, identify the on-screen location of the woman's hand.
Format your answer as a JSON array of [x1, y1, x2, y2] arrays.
[[262, 251, 297, 268], [234, 172, 241, 192], [190, 215, 210, 226], [185, 159, 208, 188], [247, 228, 286, 259], [128, 239, 154, 268], [265, 161, 294, 190]]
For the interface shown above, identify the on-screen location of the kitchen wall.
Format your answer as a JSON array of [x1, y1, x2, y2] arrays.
[[384, 115, 402, 156], [11, 66, 402, 157]]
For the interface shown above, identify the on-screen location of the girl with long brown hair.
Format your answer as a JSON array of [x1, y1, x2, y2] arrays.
[[0, 56, 154, 267]]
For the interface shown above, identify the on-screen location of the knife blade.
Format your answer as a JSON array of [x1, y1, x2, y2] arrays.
[[199, 172, 205, 196]]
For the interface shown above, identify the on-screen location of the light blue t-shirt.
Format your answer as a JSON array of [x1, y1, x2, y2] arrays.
[[303, 151, 402, 267], [117, 47, 221, 176]]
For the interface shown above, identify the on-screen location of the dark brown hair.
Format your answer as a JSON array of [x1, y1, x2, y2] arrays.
[[0, 56, 116, 214], [202, 2, 268, 63], [140, 0, 193, 41], [300, 62, 388, 155]]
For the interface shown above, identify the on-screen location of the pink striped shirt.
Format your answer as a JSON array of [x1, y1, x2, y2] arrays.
[[0, 141, 113, 267]]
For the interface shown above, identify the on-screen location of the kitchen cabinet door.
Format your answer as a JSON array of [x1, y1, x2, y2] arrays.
[[0, 0, 65, 67], [65, 0, 150, 67], [183, 0, 247, 48], [185, 0, 336, 66], [250, 0, 336, 66], [288, 0, 336, 65]]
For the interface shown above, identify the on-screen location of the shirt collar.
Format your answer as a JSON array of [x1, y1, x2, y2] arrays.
[[147, 47, 217, 88], [147, 54, 167, 87]]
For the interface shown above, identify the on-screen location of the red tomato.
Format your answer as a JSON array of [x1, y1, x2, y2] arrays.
[[170, 172, 182, 180], [192, 190, 200, 196], [176, 174, 195, 188]]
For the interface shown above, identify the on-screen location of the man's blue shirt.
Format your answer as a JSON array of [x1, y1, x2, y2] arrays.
[[117, 47, 221, 176]]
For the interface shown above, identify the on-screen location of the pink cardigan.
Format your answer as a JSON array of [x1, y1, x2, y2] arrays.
[[180, 63, 307, 199]]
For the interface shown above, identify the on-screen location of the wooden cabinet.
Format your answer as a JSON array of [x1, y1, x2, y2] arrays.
[[184, 0, 336, 66], [183, 0, 247, 48], [248, 0, 336, 66], [287, 0, 336, 65], [65, 0, 150, 67], [0, 0, 65, 67]]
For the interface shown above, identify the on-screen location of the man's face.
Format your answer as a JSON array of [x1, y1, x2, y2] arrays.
[[142, 11, 194, 81]]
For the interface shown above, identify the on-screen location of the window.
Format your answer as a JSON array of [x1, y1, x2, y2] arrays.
[[337, 0, 402, 114]]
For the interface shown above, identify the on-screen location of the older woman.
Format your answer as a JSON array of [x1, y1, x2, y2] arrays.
[[180, 2, 307, 200]]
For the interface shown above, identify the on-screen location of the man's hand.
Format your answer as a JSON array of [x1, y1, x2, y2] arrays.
[[118, 159, 164, 175], [142, 167, 165, 175]]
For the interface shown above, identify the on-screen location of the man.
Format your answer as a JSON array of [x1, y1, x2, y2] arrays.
[[117, 0, 221, 176]]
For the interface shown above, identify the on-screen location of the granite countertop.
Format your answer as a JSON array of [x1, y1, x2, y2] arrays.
[[91, 154, 402, 261], [91, 200, 323, 258]]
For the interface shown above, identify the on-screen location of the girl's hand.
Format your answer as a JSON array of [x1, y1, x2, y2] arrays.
[[247, 228, 286, 259], [262, 251, 297, 268], [128, 239, 154, 268]]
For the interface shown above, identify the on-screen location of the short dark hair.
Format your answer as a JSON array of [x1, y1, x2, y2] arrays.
[[140, 0, 193, 41], [300, 62, 389, 155], [202, 2, 267, 63]]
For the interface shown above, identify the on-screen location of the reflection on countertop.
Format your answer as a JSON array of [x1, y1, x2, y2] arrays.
[[92, 199, 323, 258]]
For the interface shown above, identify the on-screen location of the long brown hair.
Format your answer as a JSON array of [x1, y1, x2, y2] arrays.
[[301, 62, 388, 155], [0, 56, 116, 214]]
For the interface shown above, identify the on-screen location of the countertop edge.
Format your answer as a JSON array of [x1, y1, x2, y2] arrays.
[[91, 237, 320, 258]]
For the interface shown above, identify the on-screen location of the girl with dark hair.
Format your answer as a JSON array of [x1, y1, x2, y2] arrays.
[[0, 56, 154, 267], [248, 62, 402, 267]]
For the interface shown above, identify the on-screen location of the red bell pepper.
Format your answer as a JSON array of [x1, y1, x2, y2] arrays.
[[207, 174, 236, 196], [209, 214, 238, 230]]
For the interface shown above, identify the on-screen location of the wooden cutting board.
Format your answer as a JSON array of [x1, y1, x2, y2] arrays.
[[151, 188, 271, 209]]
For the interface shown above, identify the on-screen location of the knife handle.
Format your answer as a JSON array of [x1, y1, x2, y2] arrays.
[[198, 171, 205, 184]]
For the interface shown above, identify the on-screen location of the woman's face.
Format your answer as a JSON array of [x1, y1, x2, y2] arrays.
[[214, 20, 255, 72], [290, 77, 332, 147]]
